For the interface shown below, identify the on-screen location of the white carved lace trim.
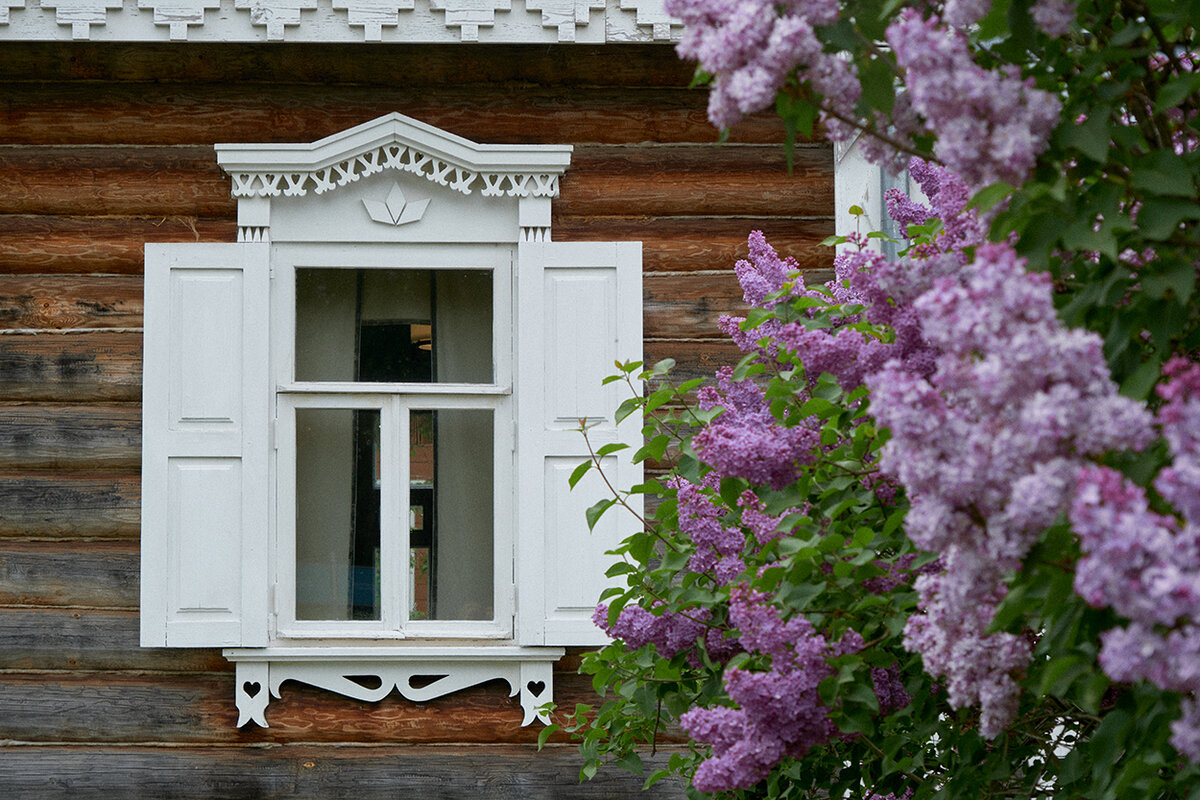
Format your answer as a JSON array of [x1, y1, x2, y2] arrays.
[[232, 658, 555, 728], [227, 143, 561, 199]]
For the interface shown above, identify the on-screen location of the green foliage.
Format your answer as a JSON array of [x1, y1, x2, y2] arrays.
[[555, 1, 1200, 797]]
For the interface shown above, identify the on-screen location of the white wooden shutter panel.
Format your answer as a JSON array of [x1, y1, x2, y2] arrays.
[[141, 243, 271, 648], [516, 241, 643, 646]]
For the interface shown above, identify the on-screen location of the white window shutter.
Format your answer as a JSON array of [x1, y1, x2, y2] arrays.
[[515, 241, 643, 646], [141, 243, 271, 648]]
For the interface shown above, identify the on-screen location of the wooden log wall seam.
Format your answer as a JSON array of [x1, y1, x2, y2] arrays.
[[0, 745, 689, 800], [0, 42, 830, 795]]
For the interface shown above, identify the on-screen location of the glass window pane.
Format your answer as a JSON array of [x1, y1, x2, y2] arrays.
[[295, 407, 381, 621], [295, 268, 492, 383], [410, 408, 494, 621]]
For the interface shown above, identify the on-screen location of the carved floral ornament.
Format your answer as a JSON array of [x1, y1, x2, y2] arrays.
[[0, 0, 682, 41]]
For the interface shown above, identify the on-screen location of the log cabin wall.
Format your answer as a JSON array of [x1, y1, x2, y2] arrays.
[[0, 42, 833, 798]]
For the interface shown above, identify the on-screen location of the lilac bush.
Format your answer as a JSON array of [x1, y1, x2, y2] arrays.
[[559, 1, 1200, 797]]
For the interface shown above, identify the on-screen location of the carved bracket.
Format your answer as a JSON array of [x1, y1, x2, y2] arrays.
[[226, 647, 563, 729]]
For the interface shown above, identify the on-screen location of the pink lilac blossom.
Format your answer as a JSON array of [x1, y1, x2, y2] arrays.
[[887, 9, 1062, 188], [1069, 358, 1200, 761], [867, 242, 1154, 737], [681, 587, 847, 792], [1030, 0, 1075, 37], [665, 0, 860, 135], [693, 367, 820, 489]]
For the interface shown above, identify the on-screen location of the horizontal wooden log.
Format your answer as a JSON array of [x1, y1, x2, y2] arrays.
[[0, 43, 702, 90], [555, 215, 835, 274], [0, 745, 687, 799], [644, 339, 745, 384], [0, 541, 138, 608], [0, 275, 142, 330], [0, 403, 140, 471], [0, 215, 235, 274], [0, 145, 233, 218], [0, 470, 139, 540], [0, 143, 824, 219], [0, 670, 624, 746], [644, 273, 743, 340], [564, 144, 832, 218], [0, 331, 142, 402], [0, 608, 226, 672], [0, 84, 783, 146]]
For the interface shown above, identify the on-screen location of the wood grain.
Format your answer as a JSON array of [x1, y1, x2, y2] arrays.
[[0, 215, 235, 274], [644, 273, 743, 340], [0, 145, 232, 218], [0, 670, 621, 746], [0, 275, 142, 330], [0, 403, 140, 470], [0, 608, 226, 672], [564, 144, 832, 218], [0, 541, 138, 608], [0, 470, 140, 540], [644, 339, 745, 384], [0, 42, 699, 89], [0, 745, 687, 799], [0, 143, 823, 219], [0, 331, 142, 402], [0, 84, 784, 146], [555, 216, 836, 274]]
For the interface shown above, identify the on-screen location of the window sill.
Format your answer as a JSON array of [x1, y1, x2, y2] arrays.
[[223, 645, 564, 728]]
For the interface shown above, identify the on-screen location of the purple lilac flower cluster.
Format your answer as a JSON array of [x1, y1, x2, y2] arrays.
[[672, 472, 747, 581], [663, 0, 859, 135], [944, 0, 1075, 36], [592, 602, 711, 657], [694, 367, 820, 490], [681, 586, 846, 792], [1070, 358, 1200, 761], [887, 9, 1061, 189], [866, 242, 1155, 737]]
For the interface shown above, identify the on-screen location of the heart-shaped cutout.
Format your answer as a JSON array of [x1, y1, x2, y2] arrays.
[[527, 680, 546, 698], [243, 681, 261, 698]]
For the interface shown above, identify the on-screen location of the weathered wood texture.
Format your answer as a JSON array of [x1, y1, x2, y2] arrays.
[[0, 471, 140, 540], [0, 41, 830, 797], [0, 745, 687, 799], [0, 670, 684, 746]]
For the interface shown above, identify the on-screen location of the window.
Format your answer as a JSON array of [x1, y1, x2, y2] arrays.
[[139, 114, 642, 729]]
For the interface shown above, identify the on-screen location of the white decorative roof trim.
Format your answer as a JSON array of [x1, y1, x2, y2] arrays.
[[217, 112, 572, 200], [0, 0, 24, 26], [0, 0, 680, 40]]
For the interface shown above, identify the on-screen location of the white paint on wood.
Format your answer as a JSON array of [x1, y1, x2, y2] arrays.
[[234, 0, 318, 39], [136, 0, 220, 39], [141, 242, 271, 649], [227, 646, 564, 727], [39, 0, 122, 39], [515, 241, 643, 647], [0, 0, 677, 39], [0, 0, 25, 25]]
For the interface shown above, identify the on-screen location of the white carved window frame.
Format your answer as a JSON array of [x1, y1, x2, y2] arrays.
[[140, 113, 643, 732]]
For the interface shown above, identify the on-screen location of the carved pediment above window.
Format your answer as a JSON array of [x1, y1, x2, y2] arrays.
[[218, 113, 569, 201], [217, 113, 571, 243]]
